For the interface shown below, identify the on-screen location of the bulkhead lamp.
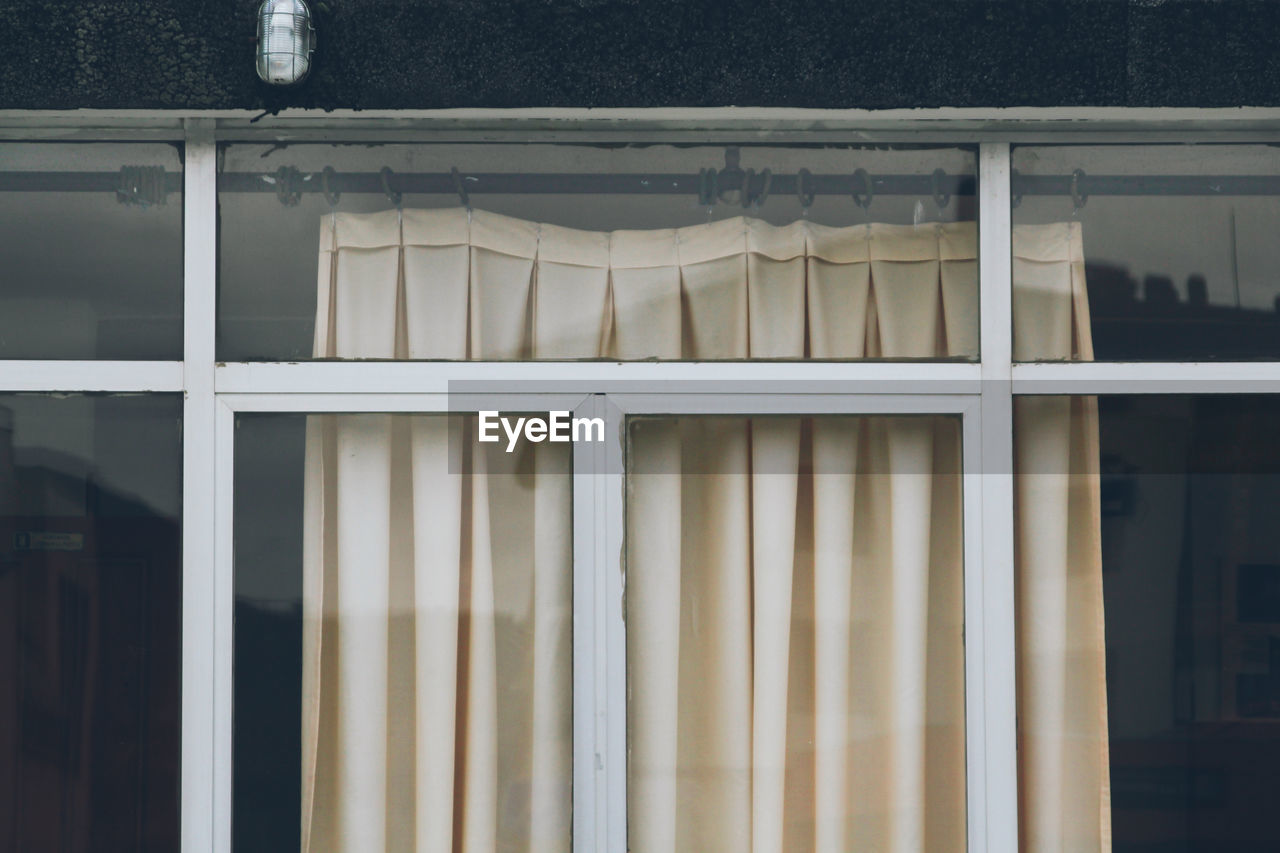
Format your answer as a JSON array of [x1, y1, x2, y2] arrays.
[[256, 0, 315, 86]]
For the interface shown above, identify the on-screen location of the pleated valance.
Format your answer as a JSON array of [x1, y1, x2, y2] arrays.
[[313, 208, 983, 361]]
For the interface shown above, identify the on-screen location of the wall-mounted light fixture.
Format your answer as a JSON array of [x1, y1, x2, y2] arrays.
[[256, 0, 315, 86]]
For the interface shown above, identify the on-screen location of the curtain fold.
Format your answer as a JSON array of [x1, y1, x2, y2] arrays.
[[302, 208, 1108, 853], [628, 409, 965, 853], [408, 417, 461, 853], [1012, 221, 1111, 853]]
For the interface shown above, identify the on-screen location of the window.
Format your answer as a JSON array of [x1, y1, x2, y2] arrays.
[[1012, 145, 1280, 361], [233, 411, 573, 851], [7, 115, 1280, 853], [0, 143, 183, 360], [0, 393, 182, 850], [217, 143, 978, 362], [1016, 395, 1280, 851], [212, 137, 986, 850]]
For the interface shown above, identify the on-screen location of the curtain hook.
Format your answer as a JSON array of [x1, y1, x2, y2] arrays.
[[274, 165, 303, 207], [116, 165, 168, 208], [796, 168, 814, 216], [451, 166, 471, 211], [752, 168, 772, 211], [321, 166, 341, 208], [851, 168, 874, 211], [1070, 168, 1088, 213], [698, 167, 718, 218], [718, 146, 746, 206], [931, 168, 951, 210], [1010, 168, 1024, 209], [380, 166, 403, 209]]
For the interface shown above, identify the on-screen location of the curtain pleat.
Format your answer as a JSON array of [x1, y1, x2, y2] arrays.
[[402, 209, 470, 359], [883, 418, 936, 852], [750, 418, 801, 853], [529, 442, 573, 852], [810, 418, 859, 853], [626, 418, 683, 852], [409, 417, 461, 853], [461, 446, 499, 853], [805, 232, 867, 852], [745, 221, 807, 853], [471, 214, 538, 360], [334, 414, 392, 850], [303, 207, 1106, 853], [680, 419, 754, 853], [609, 229, 683, 359], [300, 414, 332, 853]]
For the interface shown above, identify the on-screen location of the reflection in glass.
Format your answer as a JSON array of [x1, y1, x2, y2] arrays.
[[233, 413, 572, 851], [0, 394, 181, 851], [0, 144, 183, 359], [218, 144, 978, 361], [1018, 395, 1280, 850], [1013, 146, 1280, 360], [626, 415, 964, 852]]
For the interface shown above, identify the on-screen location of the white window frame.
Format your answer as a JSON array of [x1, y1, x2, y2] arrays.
[[214, 389, 986, 853], [6, 107, 1280, 853]]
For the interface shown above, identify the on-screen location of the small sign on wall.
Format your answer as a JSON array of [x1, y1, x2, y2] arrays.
[[13, 531, 84, 552]]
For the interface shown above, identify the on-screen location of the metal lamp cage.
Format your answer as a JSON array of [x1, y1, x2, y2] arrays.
[[256, 0, 315, 86]]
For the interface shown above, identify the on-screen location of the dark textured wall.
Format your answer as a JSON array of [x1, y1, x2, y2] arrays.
[[1, 0, 1278, 111]]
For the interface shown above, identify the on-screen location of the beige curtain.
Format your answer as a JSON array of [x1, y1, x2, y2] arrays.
[[302, 412, 573, 853], [609, 212, 976, 853], [628, 412, 966, 853], [301, 208, 1108, 852], [1013, 221, 1111, 852], [302, 208, 582, 853]]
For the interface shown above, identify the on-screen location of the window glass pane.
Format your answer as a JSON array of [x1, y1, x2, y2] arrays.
[[626, 414, 965, 850], [233, 413, 572, 851], [218, 144, 978, 362], [1012, 145, 1280, 361], [1016, 394, 1280, 850], [0, 144, 183, 360], [0, 393, 182, 849]]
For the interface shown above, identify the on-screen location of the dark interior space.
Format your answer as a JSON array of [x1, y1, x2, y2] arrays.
[[0, 394, 182, 853], [231, 413, 306, 853], [1097, 395, 1280, 851]]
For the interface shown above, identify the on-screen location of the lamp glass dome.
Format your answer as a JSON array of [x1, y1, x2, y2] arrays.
[[256, 0, 314, 85]]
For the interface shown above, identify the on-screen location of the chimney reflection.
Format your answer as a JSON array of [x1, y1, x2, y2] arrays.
[[1084, 262, 1280, 359]]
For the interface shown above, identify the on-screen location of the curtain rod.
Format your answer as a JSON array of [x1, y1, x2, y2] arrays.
[[0, 170, 971, 196], [6, 170, 1280, 199]]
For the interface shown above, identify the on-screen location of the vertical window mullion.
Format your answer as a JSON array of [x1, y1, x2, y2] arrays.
[[574, 394, 628, 852], [572, 394, 600, 852], [602, 396, 628, 853], [181, 119, 220, 853], [977, 140, 1017, 853]]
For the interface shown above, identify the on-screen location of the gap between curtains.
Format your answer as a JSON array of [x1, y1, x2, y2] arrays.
[[300, 208, 1108, 853]]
